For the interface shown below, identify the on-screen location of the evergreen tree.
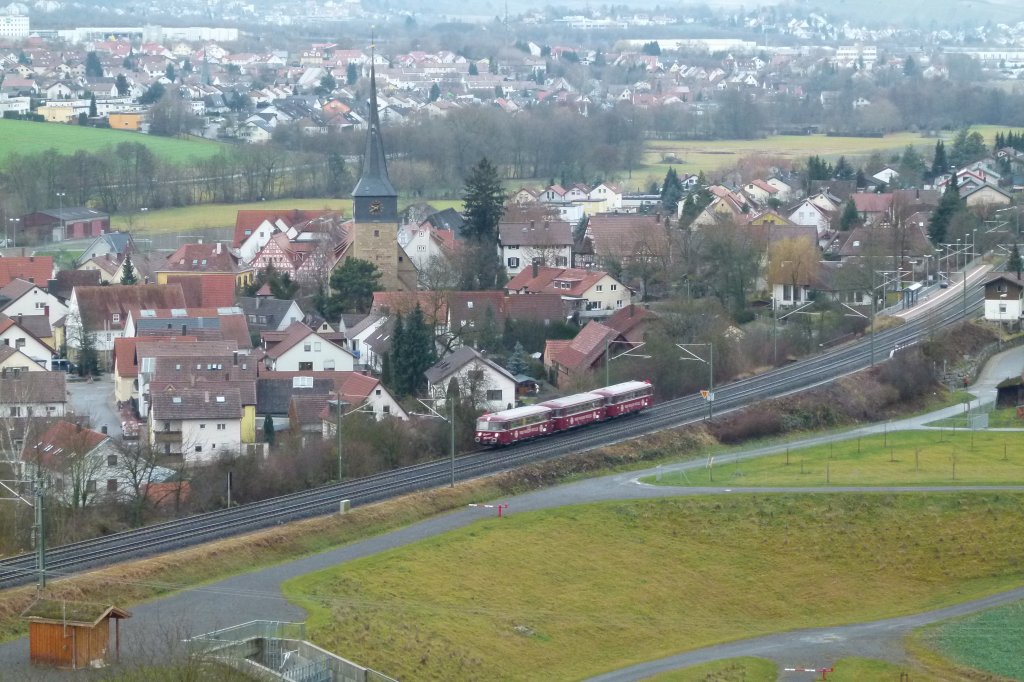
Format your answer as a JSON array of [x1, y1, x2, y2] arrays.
[[839, 199, 860, 230], [389, 315, 407, 393], [930, 140, 948, 181], [88, 94, 97, 118], [85, 51, 103, 77], [1011, 243, 1023, 279], [429, 82, 441, 102], [78, 330, 100, 378], [346, 63, 358, 86], [380, 351, 393, 389], [660, 167, 684, 212], [928, 174, 962, 244], [469, 62, 479, 76], [401, 304, 436, 396], [316, 73, 337, 96], [461, 158, 506, 290], [833, 156, 854, 180], [165, 64, 176, 82], [507, 341, 529, 375], [263, 413, 275, 445], [120, 252, 138, 284], [855, 168, 868, 188], [115, 74, 130, 96], [318, 258, 382, 319]]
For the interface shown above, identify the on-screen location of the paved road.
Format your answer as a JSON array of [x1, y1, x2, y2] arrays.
[[2, 345, 1023, 680], [65, 374, 122, 439]]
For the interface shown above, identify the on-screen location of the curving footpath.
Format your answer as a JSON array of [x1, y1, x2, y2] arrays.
[[1, 343, 1023, 681]]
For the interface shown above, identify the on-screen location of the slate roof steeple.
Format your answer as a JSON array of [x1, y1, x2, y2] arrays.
[[352, 37, 396, 200]]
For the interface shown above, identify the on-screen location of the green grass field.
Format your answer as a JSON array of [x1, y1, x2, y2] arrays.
[[644, 430, 1024, 488], [926, 601, 1024, 680], [642, 658, 778, 681], [282, 494, 1024, 681], [112, 198, 465, 234], [926, 405, 1024, 429], [0, 119, 222, 163]]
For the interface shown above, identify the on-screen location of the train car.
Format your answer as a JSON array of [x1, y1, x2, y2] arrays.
[[539, 392, 607, 432], [594, 380, 654, 417], [474, 405, 552, 446]]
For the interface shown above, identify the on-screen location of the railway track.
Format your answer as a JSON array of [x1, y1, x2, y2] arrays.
[[0, 288, 984, 589]]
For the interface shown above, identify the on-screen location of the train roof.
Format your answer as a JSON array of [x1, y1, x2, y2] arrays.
[[594, 380, 652, 396], [477, 404, 551, 422], [539, 392, 604, 409]]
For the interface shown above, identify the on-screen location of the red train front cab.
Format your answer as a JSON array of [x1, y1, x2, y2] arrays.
[[594, 380, 654, 417], [475, 405, 553, 446]]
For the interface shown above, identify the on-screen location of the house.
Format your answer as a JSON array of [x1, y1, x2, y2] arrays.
[[259, 371, 407, 432], [497, 220, 573, 275], [232, 209, 340, 262], [603, 304, 658, 343], [157, 242, 254, 287], [0, 278, 67, 326], [787, 199, 835, 243], [850, 193, 894, 225], [148, 387, 243, 461], [962, 184, 1013, 208], [19, 208, 110, 244], [345, 313, 392, 372], [544, 321, 622, 385], [872, 167, 900, 185], [128, 339, 244, 417], [75, 232, 136, 267], [983, 273, 1024, 326], [64, 284, 187, 366], [424, 346, 517, 412], [123, 307, 252, 349], [583, 214, 673, 272], [0, 344, 47, 373], [0, 256, 54, 289], [506, 265, 632, 320], [238, 295, 304, 336], [49, 270, 102, 303], [742, 179, 779, 204], [261, 322, 355, 372], [0, 315, 54, 367], [0, 371, 66, 420], [21, 420, 124, 504], [163, 273, 237, 308]]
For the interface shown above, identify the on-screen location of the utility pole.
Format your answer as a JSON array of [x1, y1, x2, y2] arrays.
[[604, 338, 649, 386], [33, 475, 45, 590], [335, 399, 346, 481], [678, 342, 714, 420]]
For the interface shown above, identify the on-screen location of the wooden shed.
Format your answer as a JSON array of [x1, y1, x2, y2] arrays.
[[22, 599, 130, 669]]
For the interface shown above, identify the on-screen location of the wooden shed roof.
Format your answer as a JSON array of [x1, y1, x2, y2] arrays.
[[22, 599, 131, 627]]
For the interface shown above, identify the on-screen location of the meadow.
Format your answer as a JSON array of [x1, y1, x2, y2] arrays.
[[922, 601, 1024, 680], [645, 657, 941, 682], [644, 429, 1024, 487], [0, 119, 221, 163], [282, 494, 1024, 681], [112, 198, 465, 234]]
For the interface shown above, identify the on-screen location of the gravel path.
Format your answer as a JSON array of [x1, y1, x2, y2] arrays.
[[2, 345, 1023, 681]]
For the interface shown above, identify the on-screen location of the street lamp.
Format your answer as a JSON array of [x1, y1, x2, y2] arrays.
[[678, 342, 714, 419], [55, 191, 66, 242]]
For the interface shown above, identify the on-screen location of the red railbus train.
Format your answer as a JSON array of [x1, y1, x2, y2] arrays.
[[474, 380, 653, 446]]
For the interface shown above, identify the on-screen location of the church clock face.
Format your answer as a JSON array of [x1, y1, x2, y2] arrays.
[[369, 200, 382, 215]]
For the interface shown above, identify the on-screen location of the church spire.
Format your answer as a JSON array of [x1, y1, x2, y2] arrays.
[[352, 31, 396, 203]]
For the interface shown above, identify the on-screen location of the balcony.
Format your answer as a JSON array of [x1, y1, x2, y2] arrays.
[[153, 430, 182, 444]]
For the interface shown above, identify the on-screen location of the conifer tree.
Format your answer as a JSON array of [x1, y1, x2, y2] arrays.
[[120, 252, 138, 284], [1010, 243, 1023, 279]]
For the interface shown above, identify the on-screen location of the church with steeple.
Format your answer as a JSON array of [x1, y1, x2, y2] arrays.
[[347, 56, 418, 292]]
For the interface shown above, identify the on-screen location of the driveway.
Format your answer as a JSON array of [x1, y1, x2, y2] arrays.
[[65, 374, 121, 439]]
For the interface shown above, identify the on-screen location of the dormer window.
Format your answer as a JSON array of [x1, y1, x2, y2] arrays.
[[112, 313, 120, 323]]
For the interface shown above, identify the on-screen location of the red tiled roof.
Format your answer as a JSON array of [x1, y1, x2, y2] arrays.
[[22, 420, 106, 470], [263, 321, 317, 359], [73, 284, 186, 332], [603, 304, 658, 340], [233, 209, 338, 247], [586, 214, 673, 261], [505, 266, 609, 298], [161, 243, 244, 273], [165, 273, 237, 308], [545, 321, 620, 373], [851, 193, 894, 214], [113, 335, 198, 378], [371, 290, 449, 324], [0, 256, 53, 288]]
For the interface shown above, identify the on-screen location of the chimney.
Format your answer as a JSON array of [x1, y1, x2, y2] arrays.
[[28, 256, 34, 262], [181, 324, 187, 336], [629, 304, 635, 317], [532, 261, 539, 278], [43, 305, 49, 318], [233, 351, 239, 366], [197, 238, 203, 244], [216, 242, 222, 254], [17, 313, 22, 325], [530, 220, 535, 230], [204, 390, 210, 403], [101, 425, 107, 434], [144, 276, 150, 284]]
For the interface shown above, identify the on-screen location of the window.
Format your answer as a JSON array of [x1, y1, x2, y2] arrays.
[[195, 445, 202, 452], [35, 302, 45, 309], [324, 359, 335, 370], [293, 376, 314, 388], [556, 256, 568, 267], [508, 244, 519, 250], [375, 388, 381, 396], [85, 480, 97, 493], [383, 405, 390, 414], [997, 284, 1009, 293], [374, 229, 380, 237], [616, 300, 623, 307], [200, 423, 206, 429], [596, 285, 603, 292], [107, 454, 118, 466], [9, 406, 20, 417], [304, 342, 312, 352], [486, 389, 503, 401], [299, 361, 313, 371], [468, 369, 484, 382], [507, 257, 519, 268], [107, 479, 118, 493], [610, 284, 618, 291], [15, 338, 24, 349], [314, 342, 322, 352], [248, 315, 257, 323], [217, 423, 226, 430], [999, 303, 1008, 314], [112, 313, 120, 323]]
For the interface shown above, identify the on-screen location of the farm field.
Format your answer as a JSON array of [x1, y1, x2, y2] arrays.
[[111, 198, 465, 234], [634, 124, 1024, 188], [0, 119, 222, 163], [923, 601, 1024, 680], [282, 494, 1024, 681], [644, 430, 1024, 487]]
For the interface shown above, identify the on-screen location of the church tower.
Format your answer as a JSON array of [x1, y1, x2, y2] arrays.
[[349, 52, 416, 291]]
